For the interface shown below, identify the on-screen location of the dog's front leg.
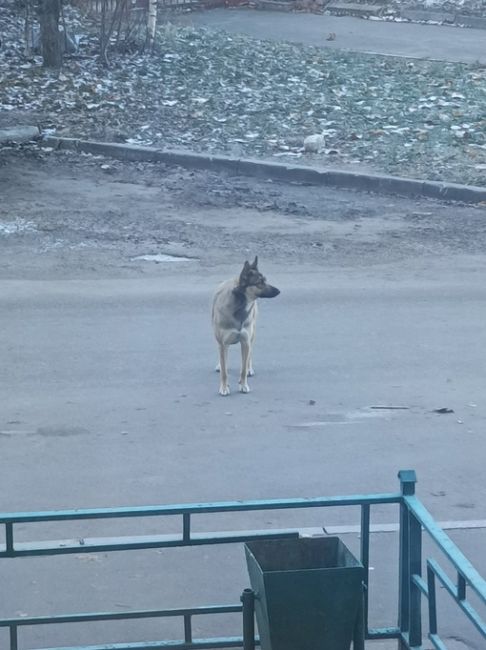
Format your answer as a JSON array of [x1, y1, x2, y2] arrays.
[[239, 337, 251, 393], [247, 325, 256, 376], [218, 344, 230, 396]]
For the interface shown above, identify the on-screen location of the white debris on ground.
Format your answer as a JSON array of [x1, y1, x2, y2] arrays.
[[389, 0, 484, 13], [1, 1, 486, 185], [131, 253, 197, 262], [344, 0, 486, 23], [0, 218, 37, 235], [303, 132, 326, 153]]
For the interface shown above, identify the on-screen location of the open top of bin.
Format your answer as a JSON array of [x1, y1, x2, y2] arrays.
[[245, 536, 362, 572]]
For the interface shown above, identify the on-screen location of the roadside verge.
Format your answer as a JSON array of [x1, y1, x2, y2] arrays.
[[45, 136, 486, 204]]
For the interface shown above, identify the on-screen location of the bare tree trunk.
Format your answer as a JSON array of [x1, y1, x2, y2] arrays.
[[99, 0, 113, 66], [23, 0, 35, 57], [100, 0, 107, 63], [146, 0, 157, 52], [60, 0, 69, 53], [39, 0, 62, 68]]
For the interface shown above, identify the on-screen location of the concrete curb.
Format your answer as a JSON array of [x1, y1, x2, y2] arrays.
[[44, 136, 486, 204], [399, 9, 486, 29], [0, 126, 41, 145], [456, 14, 486, 29]]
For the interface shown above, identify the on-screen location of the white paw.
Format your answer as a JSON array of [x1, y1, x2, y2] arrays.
[[215, 364, 221, 373], [239, 383, 251, 394], [219, 385, 230, 396], [248, 367, 255, 377]]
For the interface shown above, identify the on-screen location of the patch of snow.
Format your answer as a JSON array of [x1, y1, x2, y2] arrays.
[[131, 253, 197, 263], [0, 219, 37, 235]]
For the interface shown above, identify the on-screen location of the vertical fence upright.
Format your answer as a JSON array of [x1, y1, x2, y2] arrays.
[[408, 511, 423, 647], [398, 470, 417, 649], [241, 588, 256, 650], [360, 503, 371, 638]]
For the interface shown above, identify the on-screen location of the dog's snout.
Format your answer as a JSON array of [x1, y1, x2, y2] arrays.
[[266, 286, 280, 298]]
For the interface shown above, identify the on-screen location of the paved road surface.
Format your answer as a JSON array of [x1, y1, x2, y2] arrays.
[[1, 151, 485, 649], [178, 8, 486, 64]]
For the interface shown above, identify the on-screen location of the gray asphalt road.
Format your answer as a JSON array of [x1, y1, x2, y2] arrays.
[[178, 8, 486, 64], [2, 274, 486, 513], [2, 273, 486, 650], [1, 150, 485, 649]]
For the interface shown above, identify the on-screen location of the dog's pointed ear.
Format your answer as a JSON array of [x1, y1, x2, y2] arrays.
[[251, 256, 258, 269], [239, 260, 250, 285]]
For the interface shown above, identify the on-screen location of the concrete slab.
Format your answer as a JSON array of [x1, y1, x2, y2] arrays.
[[0, 126, 40, 145]]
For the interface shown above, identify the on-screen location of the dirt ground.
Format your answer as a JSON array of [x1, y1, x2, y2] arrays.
[[1, 146, 486, 281]]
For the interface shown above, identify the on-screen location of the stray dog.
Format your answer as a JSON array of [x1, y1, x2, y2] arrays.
[[212, 257, 280, 396]]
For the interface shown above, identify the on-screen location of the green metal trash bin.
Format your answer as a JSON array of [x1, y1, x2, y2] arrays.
[[245, 536, 365, 650]]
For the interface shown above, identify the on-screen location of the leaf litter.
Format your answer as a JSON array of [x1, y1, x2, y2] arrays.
[[1, 3, 486, 186]]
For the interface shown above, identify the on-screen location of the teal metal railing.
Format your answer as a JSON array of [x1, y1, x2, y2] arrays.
[[1, 470, 485, 650], [398, 470, 486, 650]]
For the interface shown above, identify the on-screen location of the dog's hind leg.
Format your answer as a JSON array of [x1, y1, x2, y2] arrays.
[[218, 344, 230, 396], [239, 338, 251, 393]]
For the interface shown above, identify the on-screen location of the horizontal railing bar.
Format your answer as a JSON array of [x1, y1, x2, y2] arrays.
[[0, 492, 402, 524], [458, 601, 486, 638], [0, 529, 299, 558], [411, 573, 429, 597], [404, 495, 486, 605], [35, 636, 249, 650], [0, 605, 242, 628], [427, 560, 457, 599], [428, 559, 486, 638], [429, 633, 448, 650]]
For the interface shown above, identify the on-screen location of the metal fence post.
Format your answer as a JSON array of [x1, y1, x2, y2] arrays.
[[360, 503, 370, 638], [408, 512, 422, 647], [353, 591, 366, 650], [241, 588, 255, 650], [9, 625, 18, 650], [398, 469, 417, 650]]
